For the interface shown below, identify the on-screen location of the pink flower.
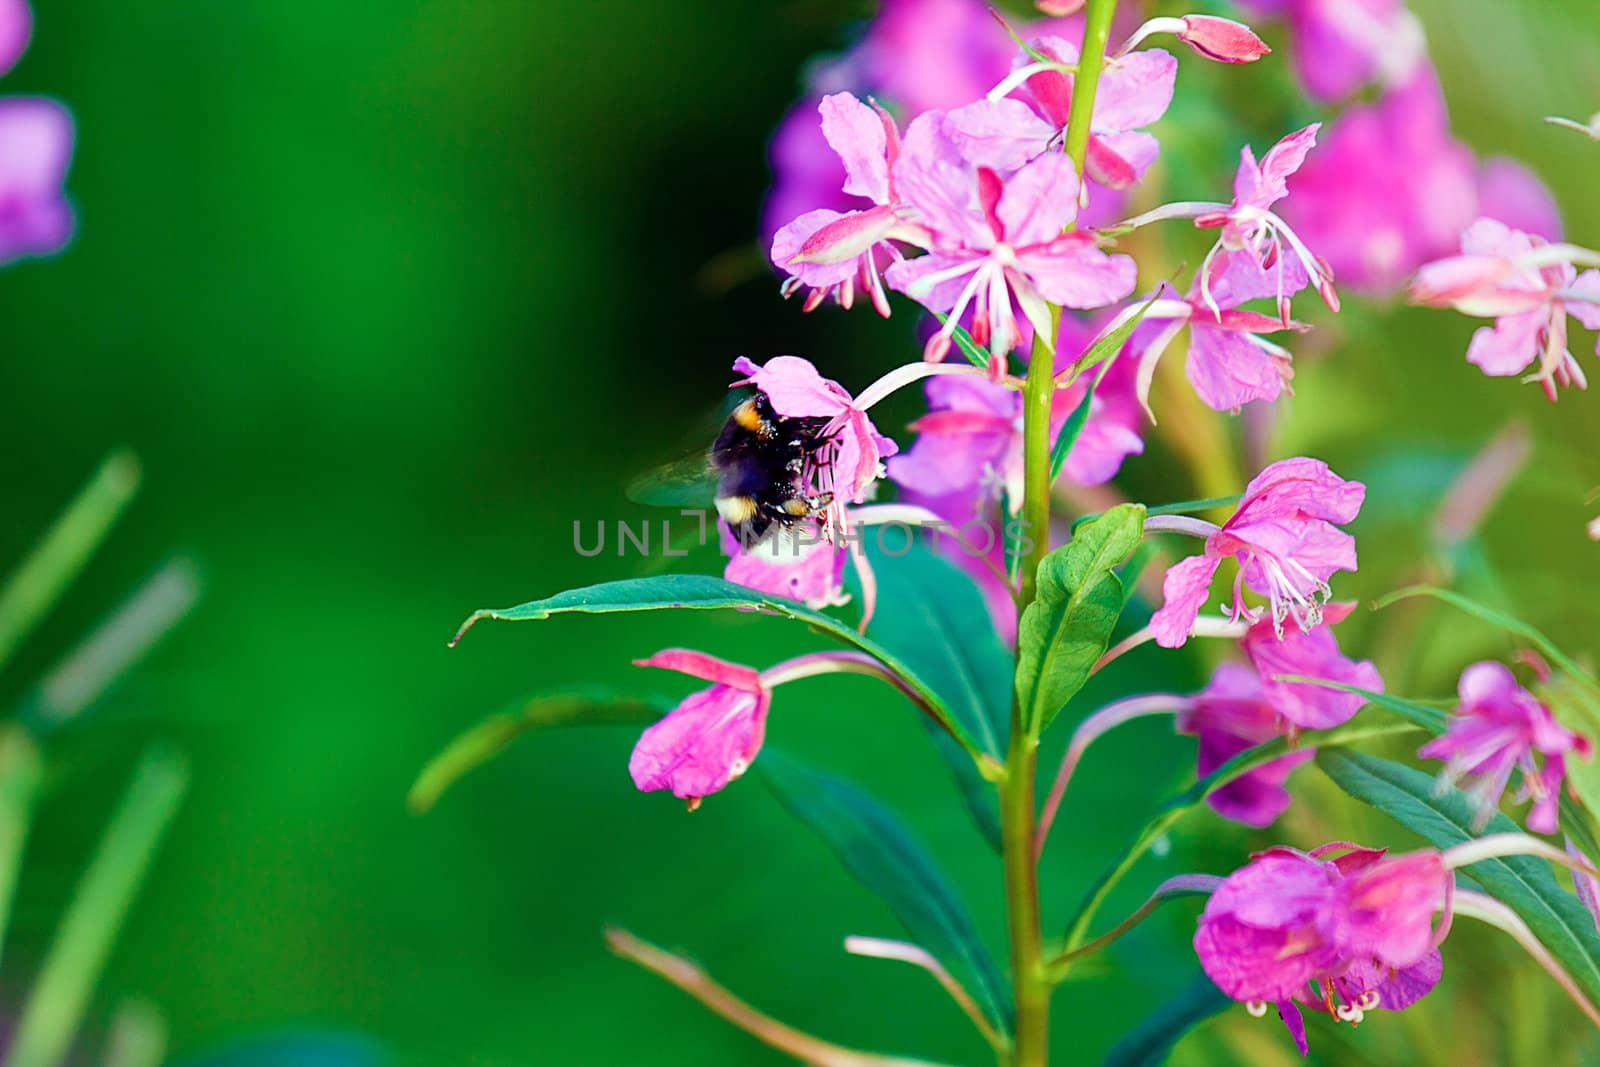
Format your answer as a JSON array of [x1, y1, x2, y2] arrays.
[[887, 116, 1137, 360], [1239, 604, 1383, 731], [836, 0, 1018, 119], [0, 98, 73, 265], [1194, 124, 1338, 322], [629, 649, 773, 804], [888, 317, 1144, 511], [1418, 661, 1592, 833], [1283, 68, 1561, 295], [1236, 0, 1425, 103], [1148, 458, 1365, 648], [760, 98, 855, 247], [944, 36, 1176, 189], [1410, 218, 1600, 398], [1177, 661, 1314, 827], [770, 94, 927, 317], [1195, 842, 1447, 1054], [0, 0, 31, 77], [721, 522, 849, 610]]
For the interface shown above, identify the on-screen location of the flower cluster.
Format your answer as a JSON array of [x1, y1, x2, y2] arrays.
[[1196, 842, 1449, 1054]]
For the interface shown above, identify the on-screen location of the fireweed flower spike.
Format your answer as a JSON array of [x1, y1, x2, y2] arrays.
[[1145, 458, 1365, 648], [887, 116, 1138, 361], [950, 35, 1176, 188], [1409, 218, 1600, 398], [770, 94, 931, 317], [1418, 660, 1593, 834]]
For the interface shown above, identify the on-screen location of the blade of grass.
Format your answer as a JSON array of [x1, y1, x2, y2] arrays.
[[0, 451, 141, 673], [0, 724, 43, 975], [7, 746, 188, 1067]]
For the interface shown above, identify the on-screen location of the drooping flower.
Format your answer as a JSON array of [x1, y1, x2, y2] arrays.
[[1418, 661, 1593, 833], [1239, 603, 1383, 731], [1409, 218, 1600, 399], [1177, 661, 1314, 827], [629, 649, 774, 805], [1234, 0, 1426, 103], [770, 94, 928, 317], [1148, 458, 1365, 648], [887, 116, 1137, 360], [888, 316, 1144, 514], [944, 36, 1176, 188], [0, 97, 73, 265], [1195, 842, 1449, 1054], [1283, 67, 1560, 295], [1192, 124, 1338, 322]]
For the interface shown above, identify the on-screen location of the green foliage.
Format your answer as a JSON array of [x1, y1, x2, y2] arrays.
[[865, 545, 1010, 847], [1318, 750, 1600, 1008], [453, 574, 1002, 770], [1100, 974, 1229, 1067], [1015, 505, 1145, 734], [408, 690, 669, 814], [758, 748, 1013, 1035]]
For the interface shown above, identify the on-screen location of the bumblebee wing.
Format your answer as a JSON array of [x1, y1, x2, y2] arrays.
[[626, 452, 719, 508]]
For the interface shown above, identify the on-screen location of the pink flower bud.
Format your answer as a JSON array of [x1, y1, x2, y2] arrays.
[[1178, 15, 1270, 63], [1035, 0, 1085, 14]]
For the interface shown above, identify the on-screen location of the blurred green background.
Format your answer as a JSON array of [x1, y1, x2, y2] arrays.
[[0, 1, 1597, 1064]]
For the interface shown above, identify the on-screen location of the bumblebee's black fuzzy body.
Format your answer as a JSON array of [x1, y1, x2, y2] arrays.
[[710, 393, 832, 544]]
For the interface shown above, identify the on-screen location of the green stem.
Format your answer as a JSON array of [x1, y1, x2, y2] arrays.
[[1001, 4, 1117, 1063]]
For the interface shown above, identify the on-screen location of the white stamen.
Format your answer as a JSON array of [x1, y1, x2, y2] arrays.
[[1245, 1000, 1268, 1018]]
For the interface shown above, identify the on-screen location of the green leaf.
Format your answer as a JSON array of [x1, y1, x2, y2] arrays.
[[1317, 749, 1600, 1007], [1101, 973, 1229, 1067], [865, 545, 1008, 850], [758, 748, 1012, 1034], [1269, 678, 1448, 734], [1063, 290, 1161, 383], [452, 573, 1001, 769], [409, 690, 669, 814], [933, 314, 992, 369], [1015, 505, 1145, 733], [1145, 494, 1241, 517], [9, 746, 187, 1067], [1063, 715, 1423, 949]]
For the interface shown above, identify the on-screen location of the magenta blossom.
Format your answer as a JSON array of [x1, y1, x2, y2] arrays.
[[761, 98, 855, 248], [1239, 603, 1383, 731], [729, 355, 898, 513], [1177, 662, 1314, 827], [1235, 0, 1425, 103], [1283, 68, 1560, 295], [629, 649, 774, 806], [1148, 458, 1365, 648], [829, 0, 1017, 120], [887, 115, 1137, 360], [0, 98, 73, 265], [1193, 124, 1337, 322], [771, 94, 929, 317], [945, 36, 1176, 188], [721, 522, 849, 611], [1410, 218, 1600, 398], [888, 319, 1144, 514], [1418, 661, 1593, 834], [0, 0, 30, 77], [1195, 842, 1447, 1054]]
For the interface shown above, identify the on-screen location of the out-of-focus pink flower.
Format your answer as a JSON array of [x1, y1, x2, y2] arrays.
[[1195, 842, 1447, 1054], [888, 116, 1137, 360], [770, 94, 929, 317], [945, 36, 1176, 189], [1148, 458, 1365, 647], [1283, 68, 1561, 296], [730, 355, 898, 510], [1177, 661, 1314, 827], [1193, 124, 1337, 322], [1418, 661, 1593, 833], [761, 99, 854, 249], [629, 649, 773, 804], [1236, 0, 1425, 103], [1410, 218, 1600, 398], [841, 0, 1017, 119], [0, 0, 31, 77], [1239, 603, 1383, 731], [0, 98, 73, 265]]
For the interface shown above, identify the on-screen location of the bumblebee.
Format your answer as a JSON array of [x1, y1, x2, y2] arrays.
[[711, 393, 834, 545]]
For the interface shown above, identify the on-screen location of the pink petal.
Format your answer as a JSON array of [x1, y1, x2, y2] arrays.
[[819, 92, 892, 205], [893, 112, 993, 251], [1084, 134, 1140, 190], [771, 207, 894, 287], [634, 649, 764, 691], [1236, 457, 1366, 526], [628, 685, 771, 799], [943, 98, 1055, 174], [1014, 238, 1137, 309], [1243, 123, 1319, 210], [1568, 271, 1600, 331], [1092, 48, 1177, 132], [1185, 320, 1288, 411], [1465, 309, 1545, 377], [731, 355, 850, 419], [997, 151, 1080, 246], [885, 250, 982, 312], [724, 536, 848, 609], [1476, 156, 1562, 243], [1178, 15, 1271, 63], [1150, 553, 1223, 648]]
